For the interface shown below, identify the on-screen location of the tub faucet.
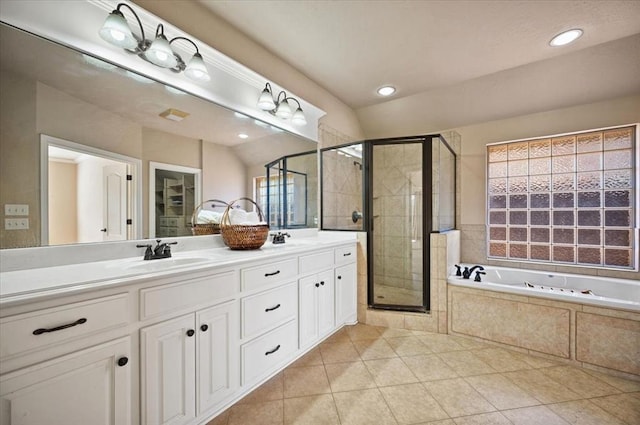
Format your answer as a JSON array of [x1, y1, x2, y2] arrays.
[[463, 265, 485, 279], [474, 271, 486, 282]]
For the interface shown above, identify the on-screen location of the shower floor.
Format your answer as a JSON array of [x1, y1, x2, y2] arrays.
[[374, 284, 423, 306]]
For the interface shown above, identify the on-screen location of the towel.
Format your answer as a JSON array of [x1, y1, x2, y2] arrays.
[[197, 210, 222, 224], [229, 208, 266, 225]]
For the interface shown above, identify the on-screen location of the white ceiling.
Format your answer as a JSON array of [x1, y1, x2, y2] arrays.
[[198, 0, 640, 109]]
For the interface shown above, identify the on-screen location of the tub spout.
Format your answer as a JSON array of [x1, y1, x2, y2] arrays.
[[463, 265, 484, 279]]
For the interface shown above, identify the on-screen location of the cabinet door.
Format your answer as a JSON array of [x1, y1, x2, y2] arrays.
[[196, 301, 239, 415], [317, 270, 335, 338], [335, 262, 357, 325], [142, 315, 196, 425], [0, 337, 131, 425], [298, 274, 319, 348]]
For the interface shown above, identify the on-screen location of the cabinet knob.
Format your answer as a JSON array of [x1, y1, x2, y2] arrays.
[[117, 357, 128, 367], [186, 329, 195, 337], [320, 281, 325, 286], [337, 276, 342, 280], [315, 283, 320, 288], [200, 324, 209, 332]]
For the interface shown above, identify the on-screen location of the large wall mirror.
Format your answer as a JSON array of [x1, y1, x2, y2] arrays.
[[0, 23, 318, 249]]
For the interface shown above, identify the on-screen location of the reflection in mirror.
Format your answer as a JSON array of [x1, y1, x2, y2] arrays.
[[42, 135, 141, 246], [0, 23, 317, 249], [260, 150, 317, 229], [150, 162, 201, 238], [321, 143, 364, 231]]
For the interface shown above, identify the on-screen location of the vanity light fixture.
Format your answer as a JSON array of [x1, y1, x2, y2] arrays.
[[257, 82, 307, 126], [549, 29, 583, 47], [99, 3, 211, 82]]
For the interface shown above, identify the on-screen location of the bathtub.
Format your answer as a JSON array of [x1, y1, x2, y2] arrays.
[[448, 265, 640, 312], [447, 265, 640, 377]]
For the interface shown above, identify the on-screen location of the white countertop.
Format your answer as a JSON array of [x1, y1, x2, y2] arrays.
[[0, 233, 357, 306]]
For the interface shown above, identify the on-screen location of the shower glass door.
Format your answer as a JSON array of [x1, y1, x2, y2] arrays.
[[368, 139, 427, 311]]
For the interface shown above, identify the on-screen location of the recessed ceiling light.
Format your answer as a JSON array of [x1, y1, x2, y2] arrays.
[[377, 86, 396, 96], [549, 29, 583, 47], [238, 133, 249, 139]]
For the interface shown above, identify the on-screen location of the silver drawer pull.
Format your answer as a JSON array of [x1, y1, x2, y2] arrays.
[[264, 270, 281, 277], [33, 318, 87, 335], [265, 304, 281, 312], [265, 344, 281, 356]]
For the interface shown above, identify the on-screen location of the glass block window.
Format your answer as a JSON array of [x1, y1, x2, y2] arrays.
[[487, 125, 637, 269]]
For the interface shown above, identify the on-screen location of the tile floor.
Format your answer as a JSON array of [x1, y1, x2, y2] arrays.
[[207, 324, 640, 425]]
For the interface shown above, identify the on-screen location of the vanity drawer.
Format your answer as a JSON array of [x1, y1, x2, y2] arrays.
[[299, 250, 333, 274], [241, 320, 297, 385], [159, 216, 184, 227], [242, 282, 297, 339], [335, 245, 356, 265], [241, 259, 297, 292], [140, 271, 238, 320], [0, 293, 129, 359]]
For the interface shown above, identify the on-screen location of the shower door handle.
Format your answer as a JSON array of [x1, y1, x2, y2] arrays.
[[352, 210, 363, 223]]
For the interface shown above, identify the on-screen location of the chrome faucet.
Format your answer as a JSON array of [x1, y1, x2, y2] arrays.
[[136, 239, 177, 260], [462, 265, 485, 279]]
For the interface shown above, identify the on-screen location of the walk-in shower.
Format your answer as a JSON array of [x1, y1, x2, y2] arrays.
[[321, 134, 456, 312]]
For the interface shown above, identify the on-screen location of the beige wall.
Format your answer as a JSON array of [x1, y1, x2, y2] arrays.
[[48, 160, 77, 245], [133, 0, 364, 141], [202, 141, 248, 205]]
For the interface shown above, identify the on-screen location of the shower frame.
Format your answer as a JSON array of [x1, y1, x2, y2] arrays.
[[320, 134, 456, 313]]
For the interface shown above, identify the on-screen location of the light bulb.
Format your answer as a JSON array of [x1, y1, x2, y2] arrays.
[[184, 53, 210, 82], [275, 99, 292, 119], [291, 107, 307, 126], [145, 34, 177, 68], [99, 10, 137, 50], [257, 87, 276, 110]]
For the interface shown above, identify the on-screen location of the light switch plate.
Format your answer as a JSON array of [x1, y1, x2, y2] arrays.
[[5, 218, 29, 230], [5, 204, 29, 216]]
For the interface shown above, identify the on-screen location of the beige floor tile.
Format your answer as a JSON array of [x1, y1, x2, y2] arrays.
[[387, 336, 433, 356], [582, 369, 640, 393], [206, 409, 229, 425], [417, 420, 455, 425], [465, 374, 539, 410], [228, 400, 284, 425], [238, 371, 284, 404], [325, 361, 377, 392], [353, 338, 398, 360], [283, 394, 340, 425], [319, 341, 362, 364], [377, 326, 415, 338], [403, 354, 459, 382], [501, 405, 570, 425], [437, 351, 496, 377], [379, 383, 449, 424], [416, 333, 465, 353], [364, 357, 419, 386], [502, 369, 582, 404], [333, 388, 398, 425], [539, 366, 621, 398], [322, 328, 351, 344], [589, 392, 640, 425], [288, 348, 323, 368], [346, 323, 383, 341], [283, 365, 331, 398], [547, 399, 627, 425], [452, 412, 512, 425], [423, 378, 496, 417], [472, 348, 532, 372], [509, 351, 561, 369], [450, 336, 490, 350]]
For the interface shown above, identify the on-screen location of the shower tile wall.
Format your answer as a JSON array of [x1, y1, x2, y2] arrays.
[[373, 144, 423, 294], [322, 150, 362, 230]]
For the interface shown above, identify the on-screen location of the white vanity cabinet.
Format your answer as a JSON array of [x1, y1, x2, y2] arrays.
[[0, 337, 132, 425], [299, 270, 335, 349], [334, 244, 358, 326]]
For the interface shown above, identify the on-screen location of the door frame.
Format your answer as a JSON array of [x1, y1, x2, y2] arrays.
[[40, 134, 142, 245]]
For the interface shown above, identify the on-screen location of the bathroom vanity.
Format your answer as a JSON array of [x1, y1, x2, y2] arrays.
[[0, 233, 357, 425]]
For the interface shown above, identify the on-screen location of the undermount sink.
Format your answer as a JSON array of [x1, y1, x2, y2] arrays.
[[124, 257, 210, 272]]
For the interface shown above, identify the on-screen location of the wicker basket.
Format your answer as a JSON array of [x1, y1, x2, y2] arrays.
[[220, 198, 269, 250], [191, 199, 229, 236]]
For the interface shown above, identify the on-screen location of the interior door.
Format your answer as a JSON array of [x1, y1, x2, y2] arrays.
[[102, 163, 128, 241]]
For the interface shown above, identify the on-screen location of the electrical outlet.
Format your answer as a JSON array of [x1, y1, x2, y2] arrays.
[[5, 204, 29, 216], [5, 218, 29, 230]]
